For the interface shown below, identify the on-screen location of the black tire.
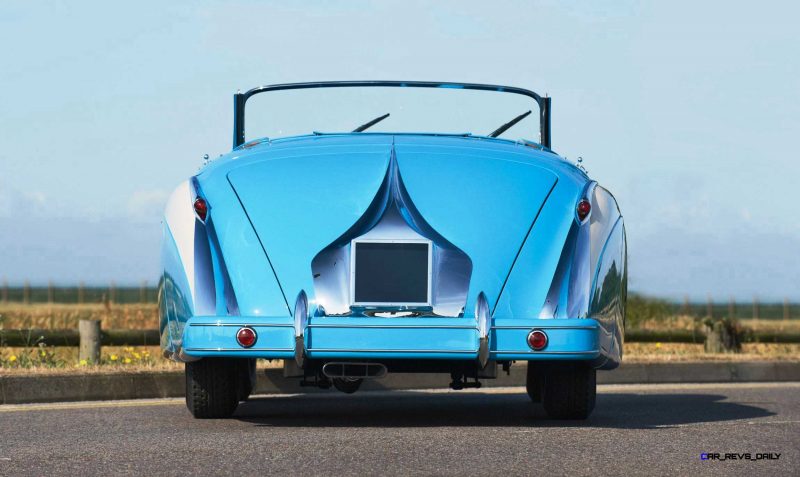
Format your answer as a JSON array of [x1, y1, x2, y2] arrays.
[[541, 362, 596, 420], [237, 358, 256, 401], [185, 358, 241, 419], [525, 363, 543, 403], [332, 378, 363, 394]]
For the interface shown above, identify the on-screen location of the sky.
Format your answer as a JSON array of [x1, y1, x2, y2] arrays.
[[0, 1, 798, 300]]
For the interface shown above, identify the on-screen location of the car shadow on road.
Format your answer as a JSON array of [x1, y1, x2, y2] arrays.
[[235, 389, 776, 429]]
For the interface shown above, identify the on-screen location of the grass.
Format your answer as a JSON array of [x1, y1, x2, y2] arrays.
[[1, 343, 797, 376], [0, 345, 177, 373], [625, 342, 800, 362], [0, 345, 284, 375]]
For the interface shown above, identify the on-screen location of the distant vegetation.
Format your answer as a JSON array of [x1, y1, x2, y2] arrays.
[[0, 286, 797, 324], [627, 293, 798, 327], [1, 285, 155, 304]]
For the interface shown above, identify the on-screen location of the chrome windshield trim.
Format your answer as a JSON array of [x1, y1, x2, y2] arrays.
[[233, 81, 552, 149]]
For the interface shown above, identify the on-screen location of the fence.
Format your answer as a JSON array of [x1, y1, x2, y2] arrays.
[[0, 282, 156, 304], [673, 299, 798, 320], [625, 295, 798, 326]]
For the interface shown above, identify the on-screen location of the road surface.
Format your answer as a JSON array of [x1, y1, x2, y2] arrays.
[[1, 383, 797, 476]]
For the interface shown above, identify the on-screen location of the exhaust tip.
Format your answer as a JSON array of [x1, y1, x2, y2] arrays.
[[322, 362, 388, 379]]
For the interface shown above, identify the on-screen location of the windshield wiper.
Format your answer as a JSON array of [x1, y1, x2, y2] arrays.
[[487, 110, 532, 138], [353, 113, 390, 132]]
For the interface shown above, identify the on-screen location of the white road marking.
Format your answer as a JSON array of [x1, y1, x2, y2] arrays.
[[0, 398, 182, 413]]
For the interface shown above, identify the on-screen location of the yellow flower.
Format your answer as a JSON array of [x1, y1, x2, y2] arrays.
[[124, 346, 133, 352], [8, 355, 17, 362], [655, 342, 662, 349], [40, 350, 47, 357], [110, 354, 118, 361], [79, 359, 88, 366], [133, 352, 141, 360], [123, 358, 132, 364]]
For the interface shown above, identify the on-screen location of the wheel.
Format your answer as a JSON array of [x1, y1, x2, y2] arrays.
[[237, 358, 257, 401], [332, 377, 363, 394], [525, 363, 543, 403], [185, 358, 242, 418], [541, 362, 596, 420]]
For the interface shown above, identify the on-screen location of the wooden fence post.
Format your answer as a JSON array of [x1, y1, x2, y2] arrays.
[[140, 280, 147, 303], [753, 295, 759, 321], [109, 280, 116, 305], [79, 319, 101, 363]]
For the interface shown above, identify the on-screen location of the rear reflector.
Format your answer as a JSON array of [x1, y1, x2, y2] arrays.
[[193, 197, 208, 222], [236, 327, 257, 348], [527, 329, 548, 351], [576, 199, 591, 221]]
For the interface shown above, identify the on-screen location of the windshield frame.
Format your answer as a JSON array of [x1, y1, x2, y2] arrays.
[[232, 81, 551, 149]]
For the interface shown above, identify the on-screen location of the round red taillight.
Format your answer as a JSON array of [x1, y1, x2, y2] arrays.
[[576, 199, 591, 221], [236, 327, 257, 348], [527, 329, 548, 351], [193, 197, 208, 221]]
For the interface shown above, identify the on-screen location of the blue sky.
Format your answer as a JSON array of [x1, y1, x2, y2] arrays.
[[0, 1, 798, 300]]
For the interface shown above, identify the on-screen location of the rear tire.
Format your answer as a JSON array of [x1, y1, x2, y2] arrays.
[[525, 363, 544, 403], [540, 362, 596, 420], [185, 358, 242, 419], [237, 358, 257, 401]]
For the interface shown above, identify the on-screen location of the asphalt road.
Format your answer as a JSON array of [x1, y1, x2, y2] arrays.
[[1, 383, 798, 476]]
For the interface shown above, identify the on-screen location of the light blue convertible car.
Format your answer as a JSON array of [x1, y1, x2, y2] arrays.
[[159, 81, 627, 419]]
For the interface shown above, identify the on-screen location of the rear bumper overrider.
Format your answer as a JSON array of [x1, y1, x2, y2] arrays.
[[181, 316, 613, 364]]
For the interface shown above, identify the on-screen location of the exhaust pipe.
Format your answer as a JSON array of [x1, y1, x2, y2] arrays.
[[322, 362, 388, 379]]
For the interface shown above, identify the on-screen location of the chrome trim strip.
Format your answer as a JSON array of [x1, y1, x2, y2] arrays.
[[491, 325, 598, 330], [493, 350, 600, 355], [188, 324, 596, 330], [185, 347, 294, 352], [189, 323, 293, 328], [307, 348, 478, 354], [307, 324, 477, 329]]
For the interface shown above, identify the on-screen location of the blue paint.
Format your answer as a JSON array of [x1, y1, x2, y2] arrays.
[[164, 131, 626, 370]]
